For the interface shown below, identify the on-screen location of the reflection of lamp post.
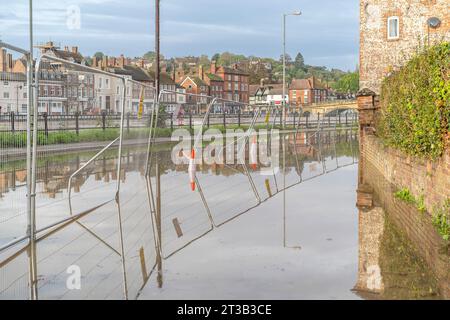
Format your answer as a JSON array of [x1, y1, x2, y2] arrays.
[[282, 10, 301, 129], [16, 84, 23, 114]]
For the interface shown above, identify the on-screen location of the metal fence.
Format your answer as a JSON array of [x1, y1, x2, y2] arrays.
[[0, 48, 360, 300]]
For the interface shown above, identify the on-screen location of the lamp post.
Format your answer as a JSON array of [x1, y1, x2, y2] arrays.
[[282, 10, 301, 129], [155, 0, 160, 99]]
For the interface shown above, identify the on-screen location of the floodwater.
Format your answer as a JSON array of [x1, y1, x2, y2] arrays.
[[0, 130, 441, 300]]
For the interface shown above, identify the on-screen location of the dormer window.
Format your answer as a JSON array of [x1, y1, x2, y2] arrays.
[[387, 16, 399, 40]]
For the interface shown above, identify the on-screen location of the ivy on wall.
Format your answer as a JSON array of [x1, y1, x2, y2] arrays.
[[377, 42, 449, 159]]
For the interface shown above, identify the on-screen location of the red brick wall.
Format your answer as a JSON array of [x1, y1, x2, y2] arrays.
[[357, 92, 450, 298]]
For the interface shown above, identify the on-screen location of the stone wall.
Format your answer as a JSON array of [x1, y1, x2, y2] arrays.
[[360, 0, 450, 93], [356, 90, 450, 298]]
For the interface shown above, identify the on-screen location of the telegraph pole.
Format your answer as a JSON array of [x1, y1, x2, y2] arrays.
[[155, 0, 160, 98]]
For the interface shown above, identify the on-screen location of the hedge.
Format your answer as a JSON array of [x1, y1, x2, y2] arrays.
[[377, 42, 449, 159]]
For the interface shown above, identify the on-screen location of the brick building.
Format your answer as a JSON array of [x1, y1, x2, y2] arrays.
[[212, 62, 249, 104], [179, 76, 209, 113], [360, 0, 450, 93], [289, 76, 327, 107]]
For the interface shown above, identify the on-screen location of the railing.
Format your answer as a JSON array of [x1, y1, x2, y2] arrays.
[[0, 111, 358, 135]]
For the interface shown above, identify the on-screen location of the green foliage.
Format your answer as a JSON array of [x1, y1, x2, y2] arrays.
[[416, 195, 426, 214], [294, 52, 305, 69], [378, 42, 450, 159], [394, 188, 416, 204], [432, 199, 450, 242], [331, 71, 359, 93]]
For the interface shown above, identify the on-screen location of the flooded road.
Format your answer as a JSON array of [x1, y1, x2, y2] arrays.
[[0, 129, 441, 299]]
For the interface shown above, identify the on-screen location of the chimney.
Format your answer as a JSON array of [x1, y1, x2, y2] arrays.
[[118, 54, 125, 68], [72, 46, 78, 54], [210, 60, 217, 74], [6, 53, 13, 72], [198, 65, 204, 80], [64, 46, 69, 52], [0, 49, 6, 72], [102, 55, 108, 69], [140, 59, 145, 68], [233, 63, 238, 70], [92, 56, 98, 68], [260, 78, 265, 87]]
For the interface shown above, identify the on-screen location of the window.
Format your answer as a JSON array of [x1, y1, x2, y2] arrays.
[[3, 92, 9, 98], [387, 16, 399, 39], [99, 77, 102, 89]]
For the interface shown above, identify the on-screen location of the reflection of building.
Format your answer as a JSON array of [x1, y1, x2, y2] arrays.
[[360, 0, 450, 93]]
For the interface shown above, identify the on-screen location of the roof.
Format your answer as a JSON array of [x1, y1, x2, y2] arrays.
[[290, 77, 326, 90], [290, 78, 312, 90], [193, 77, 208, 86], [249, 84, 260, 96], [266, 84, 284, 95], [205, 73, 223, 82], [0, 72, 26, 82], [123, 65, 153, 82], [53, 49, 84, 64], [218, 65, 249, 76], [147, 70, 176, 85]]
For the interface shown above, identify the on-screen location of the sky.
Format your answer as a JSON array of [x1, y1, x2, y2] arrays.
[[0, 0, 359, 71]]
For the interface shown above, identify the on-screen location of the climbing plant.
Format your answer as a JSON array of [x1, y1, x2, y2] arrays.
[[377, 42, 449, 159]]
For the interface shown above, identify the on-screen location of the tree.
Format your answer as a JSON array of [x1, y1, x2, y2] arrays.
[[294, 52, 305, 69], [279, 53, 292, 64], [143, 51, 156, 61], [332, 71, 359, 93], [212, 53, 220, 62], [93, 52, 104, 60]]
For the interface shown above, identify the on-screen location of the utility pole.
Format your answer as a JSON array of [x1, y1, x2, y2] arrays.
[[155, 0, 160, 99]]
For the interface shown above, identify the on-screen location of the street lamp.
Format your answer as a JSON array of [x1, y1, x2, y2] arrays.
[[282, 10, 301, 129]]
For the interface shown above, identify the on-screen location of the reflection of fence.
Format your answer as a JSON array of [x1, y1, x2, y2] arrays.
[[0, 47, 360, 300]]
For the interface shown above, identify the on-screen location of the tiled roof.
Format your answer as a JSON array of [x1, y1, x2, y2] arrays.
[[192, 77, 208, 86], [249, 84, 260, 95], [290, 78, 312, 90], [290, 77, 326, 90], [205, 73, 223, 81], [53, 49, 84, 64], [218, 66, 249, 76]]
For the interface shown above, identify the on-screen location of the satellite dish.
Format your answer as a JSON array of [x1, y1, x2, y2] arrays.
[[427, 17, 441, 29]]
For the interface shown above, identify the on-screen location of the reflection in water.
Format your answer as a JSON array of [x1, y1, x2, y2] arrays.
[[354, 164, 441, 300], [1, 129, 363, 299]]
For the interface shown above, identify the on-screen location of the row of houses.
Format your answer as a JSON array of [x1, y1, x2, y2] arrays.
[[248, 76, 329, 109], [0, 42, 254, 115]]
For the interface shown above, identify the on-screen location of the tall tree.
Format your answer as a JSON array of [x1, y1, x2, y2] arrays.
[[294, 52, 305, 69]]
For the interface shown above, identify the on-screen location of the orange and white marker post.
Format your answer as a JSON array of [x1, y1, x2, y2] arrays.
[[188, 149, 196, 191], [249, 134, 258, 170]]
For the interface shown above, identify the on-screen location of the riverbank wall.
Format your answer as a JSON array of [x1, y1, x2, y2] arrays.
[[356, 89, 450, 298]]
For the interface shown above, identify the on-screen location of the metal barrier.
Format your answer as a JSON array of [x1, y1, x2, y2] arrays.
[[0, 49, 360, 300]]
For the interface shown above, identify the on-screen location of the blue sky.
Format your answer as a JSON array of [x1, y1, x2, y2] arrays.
[[0, 0, 359, 71]]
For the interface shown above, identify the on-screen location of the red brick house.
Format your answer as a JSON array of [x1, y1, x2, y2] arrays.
[[179, 76, 209, 113], [210, 61, 249, 104], [289, 76, 328, 107]]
